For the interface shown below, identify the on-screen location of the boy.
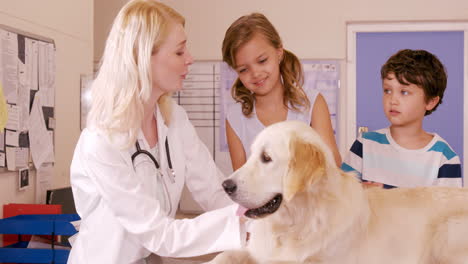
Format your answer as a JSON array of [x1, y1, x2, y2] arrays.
[[342, 49, 462, 188]]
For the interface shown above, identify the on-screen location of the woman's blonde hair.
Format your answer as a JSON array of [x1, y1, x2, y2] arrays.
[[222, 13, 310, 117], [88, 0, 184, 148]]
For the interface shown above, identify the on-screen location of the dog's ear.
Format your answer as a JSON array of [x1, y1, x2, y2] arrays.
[[284, 133, 326, 201]]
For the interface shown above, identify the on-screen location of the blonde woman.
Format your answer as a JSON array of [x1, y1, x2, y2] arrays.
[[68, 1, 245, 263], [222, 13, 341, 170]]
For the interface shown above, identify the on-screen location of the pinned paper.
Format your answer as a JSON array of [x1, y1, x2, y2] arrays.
[[29, 91, 54, 168], [0, 83, 8, 130]]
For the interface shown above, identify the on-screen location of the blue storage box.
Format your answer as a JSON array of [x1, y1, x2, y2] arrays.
[[0, 214, 80, 263]]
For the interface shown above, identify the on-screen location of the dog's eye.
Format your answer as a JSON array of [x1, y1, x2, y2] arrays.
[[261, 151, 272, 163]]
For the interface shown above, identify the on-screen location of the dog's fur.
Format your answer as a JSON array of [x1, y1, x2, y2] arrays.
[[207, 121, 468, 264]]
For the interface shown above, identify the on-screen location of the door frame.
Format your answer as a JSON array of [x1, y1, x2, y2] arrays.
[[346, 21, 468, 177]]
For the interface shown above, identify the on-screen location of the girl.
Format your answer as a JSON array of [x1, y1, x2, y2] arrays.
[[222, 13, 341, 170]]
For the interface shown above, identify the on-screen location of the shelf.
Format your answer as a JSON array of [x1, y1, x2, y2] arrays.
[[0, 214, 80, 263]]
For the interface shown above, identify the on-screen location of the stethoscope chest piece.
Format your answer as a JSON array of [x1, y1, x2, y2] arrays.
[[167, 168, 176, 183]]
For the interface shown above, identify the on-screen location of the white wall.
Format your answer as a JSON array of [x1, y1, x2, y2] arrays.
[[94, 0, 129, 65], [161, 0, 468, 60], [0, 0, 93, 218]]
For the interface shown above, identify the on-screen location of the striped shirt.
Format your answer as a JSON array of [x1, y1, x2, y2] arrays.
[[341, 128, 462, 188]]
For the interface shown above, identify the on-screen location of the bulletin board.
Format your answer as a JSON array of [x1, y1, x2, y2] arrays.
[[0, 24, 55, 172]]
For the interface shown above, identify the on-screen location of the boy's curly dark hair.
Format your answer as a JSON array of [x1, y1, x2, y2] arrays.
[[380, 49, 447, 116]]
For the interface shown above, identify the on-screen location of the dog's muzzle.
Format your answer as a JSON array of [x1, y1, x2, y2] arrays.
[[222, 179, 283, 219]]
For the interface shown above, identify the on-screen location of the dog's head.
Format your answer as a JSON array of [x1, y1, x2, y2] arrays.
[[223, 120, 336, 219]]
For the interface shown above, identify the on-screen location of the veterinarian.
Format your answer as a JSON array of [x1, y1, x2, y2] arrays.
[[222, 13, 342, 170], [68, 1, 246, 263]]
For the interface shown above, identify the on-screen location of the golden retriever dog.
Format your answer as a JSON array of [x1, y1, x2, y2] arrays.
[[207, 120, 468, 264]]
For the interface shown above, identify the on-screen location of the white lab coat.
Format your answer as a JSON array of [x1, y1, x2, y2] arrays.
[[68, 102, 243, 264]]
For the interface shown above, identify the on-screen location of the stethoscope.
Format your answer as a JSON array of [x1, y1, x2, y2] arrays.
[[131, 137, 176, 215], [131, 137, 175, 183]]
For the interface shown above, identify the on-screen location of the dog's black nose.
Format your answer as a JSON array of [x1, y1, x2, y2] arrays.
[[222, 179, 237, 195]]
